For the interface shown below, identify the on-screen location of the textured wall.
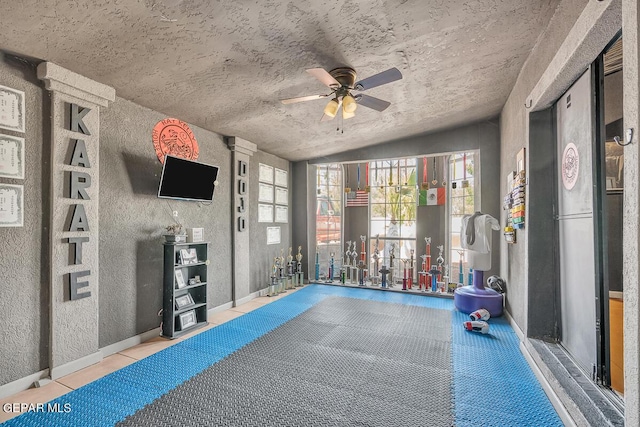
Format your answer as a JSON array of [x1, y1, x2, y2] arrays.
[[499, 0, 590, 331], [98, 97, 232, 348], [249, 150, 291, 294], [622, 0, 640, 424], [0, 55, 48, 386]]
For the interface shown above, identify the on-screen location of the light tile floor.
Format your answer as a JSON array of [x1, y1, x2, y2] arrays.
[[0, 288, 300, 423]]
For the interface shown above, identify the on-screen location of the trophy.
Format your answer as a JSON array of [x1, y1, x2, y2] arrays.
[[419, 254, 428, 291], [268, 257, 279, 296], [295, 246, 304, 286], [408, 249, 415, 289], [279, 249, 287, 293], [436, 245, 445, 281], [379, 265, 390, 288], [350, 242, 359, 284], [388, 243, 396, 287], [359, 235, 367, 284], [286, 247, 294, 289], [314, 246, 320, 281], [326, 252, 335, 283], [371, 234, 380, 286]]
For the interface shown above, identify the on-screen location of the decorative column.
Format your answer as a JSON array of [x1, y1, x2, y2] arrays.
[[226, 137, 257, 306], [38, 62, 115, 379]]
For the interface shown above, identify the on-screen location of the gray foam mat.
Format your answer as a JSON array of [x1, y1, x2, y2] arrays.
[[118, 296, 453, 426]]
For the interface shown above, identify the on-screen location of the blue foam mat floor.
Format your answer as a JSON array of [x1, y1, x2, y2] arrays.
[[2, 284, 562, 427]]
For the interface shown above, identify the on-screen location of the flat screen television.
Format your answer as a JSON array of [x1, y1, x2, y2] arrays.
[[158, 155, 219, 202]]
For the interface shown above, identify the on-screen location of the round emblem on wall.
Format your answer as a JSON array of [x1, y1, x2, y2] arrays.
[[152, 118, 199, 163], [561, 142, 579, 190]]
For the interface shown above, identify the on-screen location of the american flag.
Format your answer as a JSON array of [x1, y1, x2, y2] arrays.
[[346, 190, 369, 207]]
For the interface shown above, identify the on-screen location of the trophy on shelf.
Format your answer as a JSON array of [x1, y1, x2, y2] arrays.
[[401, 258, 408, 290], [408, 249, 415, 289], [286, 247, 294, 289], [419, 254, 428, 292], [314, 246, 320, 281], [359, 235, 367, 285], [388, 243, 396, 287], [442, 264, 450, 293], [326, 252, 335, 283], [371, 234, 380, 286], [343, 241, 352, 284], [295, 246, 304, 286], [350, 241, 359, 284], [379, 265, 390, 288], [268, 257, 279, 296], [279, 249, 287, 293], [436, 245, 445, 282]]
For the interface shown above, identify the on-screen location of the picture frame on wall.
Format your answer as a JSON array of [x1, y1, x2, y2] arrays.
[[0, 85, 25, 133], [258, 203, 273, 223], [274, 168, 287, 187], [258, 182, 274, 203], [179, 310, 197, 330], [275, 187, 288, 205], [0, 183, 23, 227], [0, 134, 25, 179], [259, 163, 273, 184], [275, 205, 288, 223], [175, 293, 195, 310]]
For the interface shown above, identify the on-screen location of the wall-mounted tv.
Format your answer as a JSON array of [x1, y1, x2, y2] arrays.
[[158, 155, 219, 202]]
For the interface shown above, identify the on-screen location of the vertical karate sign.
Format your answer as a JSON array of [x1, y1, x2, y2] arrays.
[[66, 103, 92, 300]]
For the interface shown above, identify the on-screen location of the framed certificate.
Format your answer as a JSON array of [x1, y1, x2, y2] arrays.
[[258, 203, 273, 223], [275, 187, 288, 205], [275, 168, 287, 187], [259, 163, 273, 184], [258, 182, 273, 203], [0, 134, 25, 179], [267, 226, 281, 245], [0, 85, 25, 133], [0, 184, 23, 227], [275, 206, 288, 223]]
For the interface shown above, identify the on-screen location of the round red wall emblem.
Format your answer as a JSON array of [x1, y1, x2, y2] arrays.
[[152, 118, 199, 163]]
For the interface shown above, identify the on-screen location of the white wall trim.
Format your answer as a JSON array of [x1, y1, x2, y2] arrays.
[[50, 351, 102, 381], [209, 301, 234, 314], [100, 328, 161, 358], [0, 369, 50, 400], [504, 309, 525, 342], [234, 290, 261, 307], [520, 340, 576, 427]]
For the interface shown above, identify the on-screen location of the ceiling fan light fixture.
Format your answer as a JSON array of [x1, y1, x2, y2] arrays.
[[324, 98, 340, 117], [342, 108, 355, 120], [342, 94, 357, 113]]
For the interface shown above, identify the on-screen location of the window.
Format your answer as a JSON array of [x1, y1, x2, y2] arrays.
[[369, 159, 417, 279], [448, 152, 477, 283], [315, 164, 342, 279]]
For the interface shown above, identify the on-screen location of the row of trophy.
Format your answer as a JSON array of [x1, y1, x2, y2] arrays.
[[268, 246, 305, 296], [315, 235, 455, 293]]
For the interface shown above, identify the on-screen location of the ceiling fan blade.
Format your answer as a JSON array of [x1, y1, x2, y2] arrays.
[[355, 94, 391, 112], [280, 94, 329, 104], [306, 68, 340, 88], [354, 67, 402, 91]]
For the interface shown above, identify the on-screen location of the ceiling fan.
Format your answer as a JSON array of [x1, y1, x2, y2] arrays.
[[280, 66, 402, 121]]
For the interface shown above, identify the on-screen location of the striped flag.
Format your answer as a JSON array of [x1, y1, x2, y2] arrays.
[[346, 190, 369, 207]]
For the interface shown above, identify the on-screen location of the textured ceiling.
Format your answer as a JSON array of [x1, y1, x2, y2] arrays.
[[0, 0, 560, 161]]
